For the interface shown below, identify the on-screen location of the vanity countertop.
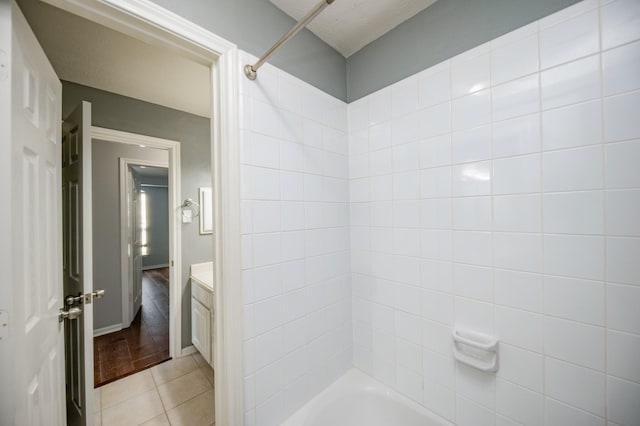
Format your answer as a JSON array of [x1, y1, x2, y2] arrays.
[[190, 261, 214, 291]]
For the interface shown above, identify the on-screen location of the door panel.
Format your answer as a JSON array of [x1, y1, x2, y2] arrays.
[[132, 173, 143, 318], [0, 1, 65, 424], [191, 298, 211, 363], [45, 163, 59, 310], [124, 167, 144, 325], [22, 147, 40, 332], [62, 101, 93, 426]]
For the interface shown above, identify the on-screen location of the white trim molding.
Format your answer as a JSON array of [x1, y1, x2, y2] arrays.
[[92, 126, 179, 149], [93, 127, 182, 363], [142, 263, 170, 271], [117, 156, 170, 331], [43, 2, 244, 425], [211, 45, 244, 425], [93, 324, 123, 337], [42, 0, 236, 62], [179, 345, 198, 357]]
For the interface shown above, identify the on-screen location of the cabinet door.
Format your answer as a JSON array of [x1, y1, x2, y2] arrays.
[[191, 298, 211, 363]]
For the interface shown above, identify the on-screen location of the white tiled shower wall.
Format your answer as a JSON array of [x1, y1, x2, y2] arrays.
[[240, 0, 640, 424], [239, 52, 352, 425], [349, 0, 640, 425]]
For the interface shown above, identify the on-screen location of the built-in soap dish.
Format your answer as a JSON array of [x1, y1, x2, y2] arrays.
[[452, 327, 499, 372]]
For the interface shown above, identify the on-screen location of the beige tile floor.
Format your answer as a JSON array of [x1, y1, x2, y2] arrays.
[[95, 352, 215, 426]]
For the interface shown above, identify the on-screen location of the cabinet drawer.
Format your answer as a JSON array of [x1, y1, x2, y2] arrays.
[[191, 280, 212, 309]]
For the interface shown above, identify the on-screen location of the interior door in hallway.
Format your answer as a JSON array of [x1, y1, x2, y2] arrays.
[[131, 170, 143, 320], [62, 100, 94, 425], [0, 1, 65, 424]]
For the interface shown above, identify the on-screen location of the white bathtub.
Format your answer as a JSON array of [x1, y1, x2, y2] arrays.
[[281, 369, 453, 426]]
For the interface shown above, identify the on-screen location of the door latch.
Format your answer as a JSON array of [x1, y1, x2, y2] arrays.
[[65, 289, 106, 306], [58, 306, 82, 322]]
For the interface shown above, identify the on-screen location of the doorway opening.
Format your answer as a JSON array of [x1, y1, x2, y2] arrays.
[[93, 160, 171, 387], [13, 0, 243, 423]]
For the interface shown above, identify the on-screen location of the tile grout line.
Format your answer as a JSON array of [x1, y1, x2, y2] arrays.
[[447, 57, 457, 424], [536, 14, 547, 413], [487, 35, 498, 423], [101, 354, 215, 425], [597, 2, 609, 423]]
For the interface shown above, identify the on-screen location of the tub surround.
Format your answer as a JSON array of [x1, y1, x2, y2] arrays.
[[239, 1, 640, 425], [240, 51, 352, 425], [349, 1, 640, 424]]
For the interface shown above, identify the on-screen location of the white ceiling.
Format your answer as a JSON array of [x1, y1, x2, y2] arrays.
[[17, 0, 211, 118], [270, 0, 439, 57]]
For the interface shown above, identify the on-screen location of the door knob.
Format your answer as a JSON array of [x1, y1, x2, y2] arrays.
[[58, 306, 82, 322], [65, 294, 83, 306]]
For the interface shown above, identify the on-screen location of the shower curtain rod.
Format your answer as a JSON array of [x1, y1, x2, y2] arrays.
[[244, 0, 336, 80]]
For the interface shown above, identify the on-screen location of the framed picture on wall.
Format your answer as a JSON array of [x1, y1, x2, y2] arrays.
[[199, 187, 213, 235]]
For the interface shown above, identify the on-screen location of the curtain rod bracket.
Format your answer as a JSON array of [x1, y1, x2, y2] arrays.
[[244, 0, 336, 80], [244, 64, 257, 80]]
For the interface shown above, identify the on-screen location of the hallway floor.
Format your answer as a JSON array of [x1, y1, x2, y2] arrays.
[[94, 268, 170, 386], [94, 353, 215, 426]]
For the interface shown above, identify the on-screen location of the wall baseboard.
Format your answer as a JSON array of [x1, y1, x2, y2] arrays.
[[94, 323, 123, 337], [142, 263, 170, 271], [180, 345, 198, 357]]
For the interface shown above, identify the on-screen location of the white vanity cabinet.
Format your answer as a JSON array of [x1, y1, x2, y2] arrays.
[[190, 262, 214, 367]]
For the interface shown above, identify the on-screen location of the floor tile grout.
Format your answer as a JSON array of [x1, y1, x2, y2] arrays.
[[98, 353, 215, 426]]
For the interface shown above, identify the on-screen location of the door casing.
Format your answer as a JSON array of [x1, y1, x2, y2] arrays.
[[41, 1, 243, 424], [3, 0, 244, 423], [117, 155, 172, 338]]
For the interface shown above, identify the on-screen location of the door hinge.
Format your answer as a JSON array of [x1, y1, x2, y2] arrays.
[[0, 311, 8, 341]]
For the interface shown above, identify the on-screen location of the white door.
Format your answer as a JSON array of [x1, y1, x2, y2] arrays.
[[130, 169, 143, 320], [62, 100, 94, 425], [0, 1, 65, 424]]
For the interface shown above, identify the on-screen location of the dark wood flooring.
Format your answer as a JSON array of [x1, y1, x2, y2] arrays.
[[93, 268, 170, 387]]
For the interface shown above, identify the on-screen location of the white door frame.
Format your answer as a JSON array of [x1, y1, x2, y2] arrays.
[[118, 156, 170, 331], [42, 1, 244, 424], [94, 127, 182, 359]]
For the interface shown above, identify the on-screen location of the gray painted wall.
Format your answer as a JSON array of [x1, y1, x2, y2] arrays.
[[145, 0, 579, 102], [148, 0, 347, 101], [63, 81, 213, 347], [346, 0, 580, 101], [141, 185, 170, 269], [90, 141, 168, 330]]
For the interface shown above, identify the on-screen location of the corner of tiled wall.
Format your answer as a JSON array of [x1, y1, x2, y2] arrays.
[[349, 0, 640, 424], [240, 0, 640, 424], [239, 51, 352, 426]]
